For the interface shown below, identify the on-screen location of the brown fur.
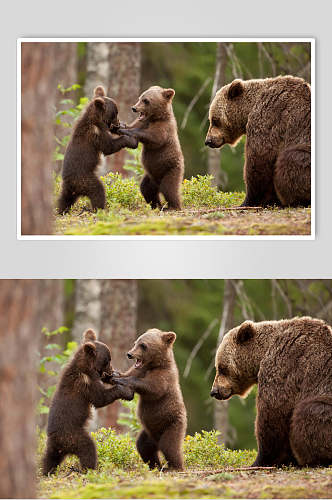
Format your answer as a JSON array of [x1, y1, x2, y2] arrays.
[[211, 317, 332, 467], [205, 76, 311, 207], [116, 86, 184, 209], [58, 86, 138, 214], [42, 329, 134, 475], [112, 328, 187, 470]]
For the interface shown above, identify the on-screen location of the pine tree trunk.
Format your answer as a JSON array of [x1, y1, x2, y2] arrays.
[[98, 280, 138, 430], [0, 280, 53, 498], [214, 279, 237, 445], [21, 43, 58, 235], [208, 43, 228, 188], [107, 43, 141, 175]]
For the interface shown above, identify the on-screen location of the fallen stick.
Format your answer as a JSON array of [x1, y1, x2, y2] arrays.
[[200, 466, 277, 477]]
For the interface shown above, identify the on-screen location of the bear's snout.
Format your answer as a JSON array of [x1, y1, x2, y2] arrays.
[[210, 388, 220, 399], [205, 137, 214, 147], [127, 352, 134, 359], [132, 106, 137, 113]]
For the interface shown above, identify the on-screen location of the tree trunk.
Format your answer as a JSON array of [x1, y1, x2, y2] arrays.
[[107, 43, 141, 176], [54, 43, 78, 173], [21, 43, 58, 235], [0, 280, 53, 498], [208, 43, 228, 188], [71, 280, 102, 343], [214, 279, 237, 445], [84, 43, 111, 175], [98, 280, 138, 430]]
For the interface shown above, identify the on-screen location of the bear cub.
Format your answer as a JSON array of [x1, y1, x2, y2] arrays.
[[116, 86, 184, 210], [205, 76, 311, 207], [211, 317, 332, 467], [58, 86, 138, 214], [112, 328, 187, 470], [42, 329, 134, 475]]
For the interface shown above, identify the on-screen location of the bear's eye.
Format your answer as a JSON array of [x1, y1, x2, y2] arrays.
[[140, 342, 147, 351], [142, 98, 149, 105], [212, 117, 221, 127], [218, 365, 228, 376]]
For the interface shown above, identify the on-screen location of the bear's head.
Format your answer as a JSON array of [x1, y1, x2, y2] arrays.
[[92, 86, 120, 129], [79, 328, 114, 379], [131, 86, 175, 121], [205, 79, 246, 148], [210, 320, 258, 401], [127, 328, 176, 370]]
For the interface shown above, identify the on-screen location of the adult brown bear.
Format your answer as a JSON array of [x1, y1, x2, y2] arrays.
[[211, 317, 332, 467], [205, 76, 311, 207]]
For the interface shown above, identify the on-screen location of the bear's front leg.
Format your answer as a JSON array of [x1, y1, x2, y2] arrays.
[[253, 401, 295, 467], [241, 155, 276, 207]]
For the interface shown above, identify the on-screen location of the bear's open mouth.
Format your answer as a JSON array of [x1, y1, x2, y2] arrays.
[[134, 358, 143, 368], [138, 112, 145, 120]]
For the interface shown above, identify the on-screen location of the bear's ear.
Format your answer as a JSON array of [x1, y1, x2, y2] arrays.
[[84, 342, 96, 357], [94, 86, 106, 97], [94, 97, 106, 111], [162, 88, 175, 101], [227, 79, 244, 99], [235, 321, 255, 344], [83, 329, 97, 343], [162, 331, 176, 345]]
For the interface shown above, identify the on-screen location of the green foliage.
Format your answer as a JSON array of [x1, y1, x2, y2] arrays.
[[54, 84, 89, 162], [38, 326, 76, 415], [117, 395, 141, 436], [123, 144, 145, 178], [184, 430, 225, 468], [182, 175, 244, 208], [91, 428, 145, 470], [101, 172, 147, 210]]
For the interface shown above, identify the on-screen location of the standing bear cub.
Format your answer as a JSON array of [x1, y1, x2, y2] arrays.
[[205, 76, 311, 207], [112, 328, 187, 470], [211, 317, 332, 467], [58, 86, 138, 214], [42, 329, 134, 475], [116, 86, 184, 210]]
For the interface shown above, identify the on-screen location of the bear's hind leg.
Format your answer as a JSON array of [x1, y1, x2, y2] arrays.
[[136, 430, 161, 470], [158, 424, 185, 471], [75, 432, 97, 471], [140, 175, 161, 209], [290, 396, 332, 466], [159, 170, 182, 210], [86, 175, 106, 211], [57, 186, 79, 215], [274, 144, 311, 207], [42, 442, 66, 475]]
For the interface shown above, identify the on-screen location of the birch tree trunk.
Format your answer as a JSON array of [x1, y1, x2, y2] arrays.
[[208, 43, 228, 188], [84, 43, 111, 175], [98, 279, 138, 429], [71, 280, 102, 342], [0, 280, 53, 498], [214, 279, 237, 445], [21, 42, 58, 235]]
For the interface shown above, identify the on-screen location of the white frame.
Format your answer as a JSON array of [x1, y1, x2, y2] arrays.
[[17, 38, 315, 240]]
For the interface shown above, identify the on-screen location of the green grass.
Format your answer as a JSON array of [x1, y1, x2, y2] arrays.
[[54, 173, 311, 236], [37, 429, 331, 499]]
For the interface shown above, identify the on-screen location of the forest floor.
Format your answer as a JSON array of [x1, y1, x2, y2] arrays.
[[54, 203, 311, 236], [39, 464, 332, 499]]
